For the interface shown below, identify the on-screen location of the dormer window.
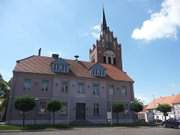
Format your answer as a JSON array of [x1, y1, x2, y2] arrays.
[[51, 58, 70, 73], [90, 64, 106, 77]]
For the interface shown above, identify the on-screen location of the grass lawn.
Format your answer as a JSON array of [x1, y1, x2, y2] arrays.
[[0, 124, 71, 131]]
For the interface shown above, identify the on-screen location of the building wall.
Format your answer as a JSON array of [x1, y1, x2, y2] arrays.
[[7, 72, 134, 124], [144, 105, 180, 122], [89, 28, 123, 70], [174, 103, 180, 119]]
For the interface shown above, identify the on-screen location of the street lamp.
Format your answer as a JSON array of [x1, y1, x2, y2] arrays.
[[34, 98, 39, 125], [108, 87, 113, 125]]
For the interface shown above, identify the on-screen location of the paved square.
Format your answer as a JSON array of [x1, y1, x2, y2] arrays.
[[0, 127, 179, 135]]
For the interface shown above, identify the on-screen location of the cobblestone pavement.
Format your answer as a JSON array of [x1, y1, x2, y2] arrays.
[[0, 127, 179, 135]]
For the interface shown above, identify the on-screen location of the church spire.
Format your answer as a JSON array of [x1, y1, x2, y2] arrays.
[[102, 7, 107, 30]]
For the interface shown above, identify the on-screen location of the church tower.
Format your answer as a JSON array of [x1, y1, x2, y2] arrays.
[[89, 8, 123, 70]]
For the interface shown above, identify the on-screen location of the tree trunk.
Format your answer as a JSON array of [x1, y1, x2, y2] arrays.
[[164, 115, 166, 121], [2, 95, 9, 121], [164, 113, 167, 127], [117, 113, 119, 124], [53, 112, 55, 125], [22, 112, 25, 127]]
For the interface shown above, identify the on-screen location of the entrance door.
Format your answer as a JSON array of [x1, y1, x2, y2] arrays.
[[76, 103, 86, 120]]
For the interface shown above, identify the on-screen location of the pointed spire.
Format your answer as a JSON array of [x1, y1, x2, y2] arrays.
[[102, 7, 107, 30]]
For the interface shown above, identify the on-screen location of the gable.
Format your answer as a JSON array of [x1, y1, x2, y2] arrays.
[[89, 63, 106, 77], [51, 58, 70, 73]]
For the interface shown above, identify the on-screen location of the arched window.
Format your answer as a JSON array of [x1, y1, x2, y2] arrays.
[[103, 56, 106, 63], [103, 50, 115, 65], [113, 58, 116, 65], [108, 57, 111, 64]]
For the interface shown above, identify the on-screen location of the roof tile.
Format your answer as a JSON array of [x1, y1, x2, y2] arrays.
[[14, 56, 133, 82]]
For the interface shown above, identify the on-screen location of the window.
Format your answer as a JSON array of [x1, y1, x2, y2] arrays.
[[103, 56, 106, 63], [113, 58, 116, 65], [61, 82, 68, 93], [59, 102, 67, 115], [90, 64, 106, 77], [108, 57, 111, 64], [41, 80, 49, 91], [116, 87, 121, 96], [93, 84, 100, 96], [39, 101, 47, 113], [121, 86, 127, 96], [93, 103, 100, 116], [78, 83, 85, 94], [51, 58, 69, 73], [109, 86, 114, 96], [23, 79, 32, 90]]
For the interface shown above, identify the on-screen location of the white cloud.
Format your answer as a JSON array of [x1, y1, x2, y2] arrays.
[[132, 0, 180, 41], [90, 24, 101, 39]]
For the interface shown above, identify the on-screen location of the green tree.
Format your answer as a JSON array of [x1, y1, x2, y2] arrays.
[[15, 96, 35, 126], [47, 100, 63, 125], [130, 99, 143, 120], [156, 104, 171, 121], [0, 74, 10, 121], [130, 99, 143, 113], [0, 75, 9, 98], [112, 102, 124, 123]]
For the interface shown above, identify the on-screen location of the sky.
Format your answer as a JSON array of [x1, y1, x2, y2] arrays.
[[0, 0, 180, 103]]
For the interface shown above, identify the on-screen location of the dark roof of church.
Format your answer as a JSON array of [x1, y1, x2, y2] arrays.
[[14, 55, 133, 82], [102, 8, 107, 30]]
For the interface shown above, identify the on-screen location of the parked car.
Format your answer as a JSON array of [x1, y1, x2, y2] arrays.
[[161, 118, 180, 128]]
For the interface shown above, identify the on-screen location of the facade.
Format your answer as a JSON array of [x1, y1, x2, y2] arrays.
[[142, 94, 180, 122], [6, 9, 134, 124]]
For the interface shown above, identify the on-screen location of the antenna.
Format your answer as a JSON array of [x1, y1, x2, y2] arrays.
[[74, 55, 79, 61]]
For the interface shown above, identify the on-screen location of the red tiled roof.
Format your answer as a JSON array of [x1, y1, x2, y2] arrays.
[[146, 94, 180, 110], [14, 55, 134, 82]]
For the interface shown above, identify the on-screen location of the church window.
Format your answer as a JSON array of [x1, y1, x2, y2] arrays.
[[113, 58, 116, 65], [103, 56, 106, 63], [108, 57, 111, 64]]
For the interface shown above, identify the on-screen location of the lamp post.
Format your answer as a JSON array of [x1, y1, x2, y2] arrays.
[[109, 87, 113, 125], [34, 98, 39, 125]]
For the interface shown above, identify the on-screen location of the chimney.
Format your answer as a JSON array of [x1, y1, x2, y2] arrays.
[[52, 54, 59, 59], [38, 48, 41, 56]]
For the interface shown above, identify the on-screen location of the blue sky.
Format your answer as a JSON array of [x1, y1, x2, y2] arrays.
[[0, 0, 180, 103]]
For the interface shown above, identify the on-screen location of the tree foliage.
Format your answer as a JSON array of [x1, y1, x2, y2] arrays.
[[15, 96, 35, 126], [156, 104, 171, 121], [0, 73, 10, 121], [15, 96, 36, 112], [112, 102, 124, 123], [130, 99, 143, 113], [0, 75, 9, 97], [47, 100, 63, 125], [112, 102, 124, 113], [47, 100, 62, 112]]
